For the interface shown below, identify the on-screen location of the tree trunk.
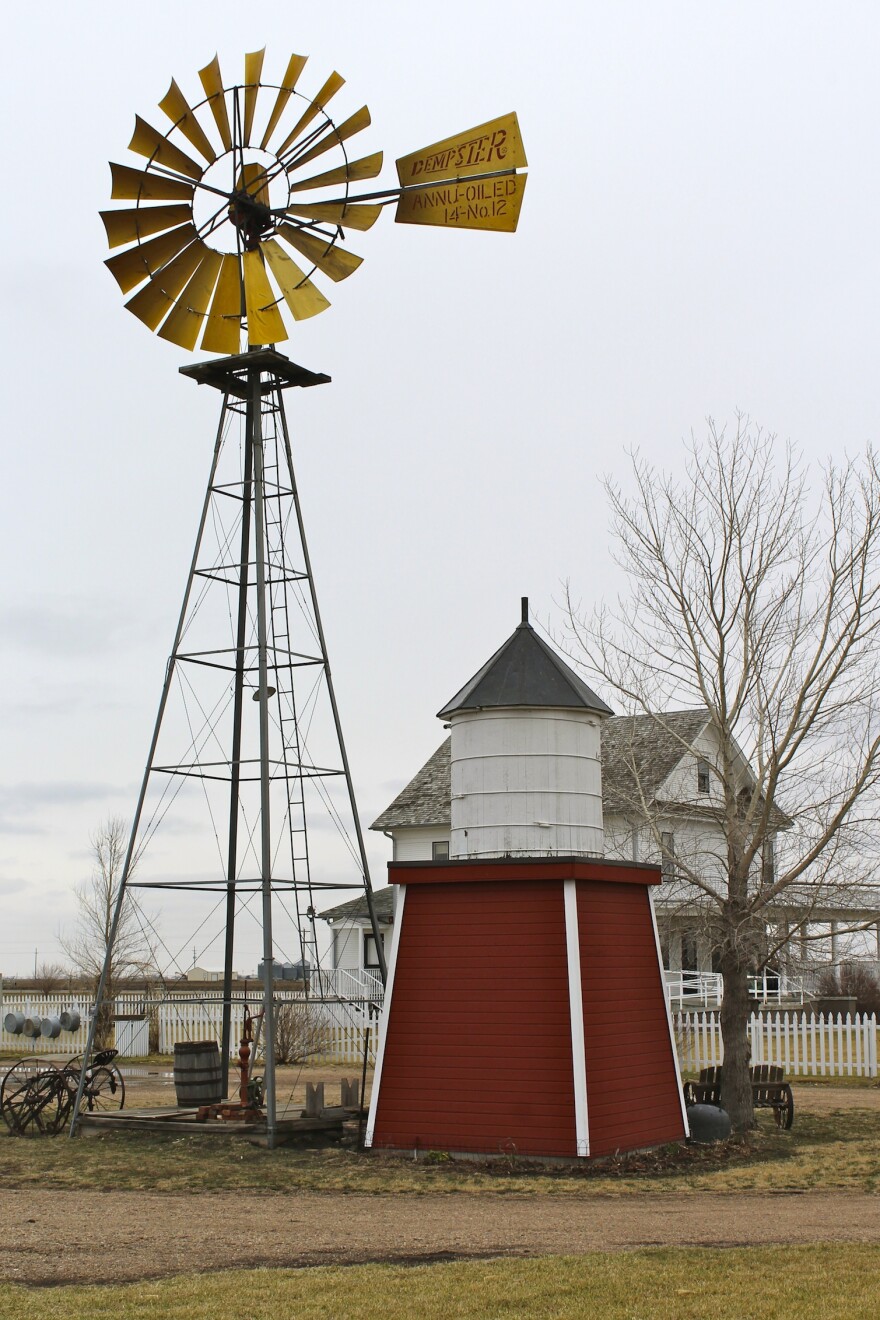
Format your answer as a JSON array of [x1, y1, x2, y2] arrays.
[[719, 950, 755, 1131], [93, 974, 114, 1051]]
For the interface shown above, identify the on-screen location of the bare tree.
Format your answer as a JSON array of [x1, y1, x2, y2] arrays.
[[565, 419, 880, 1131], [60, 816, 157, 1046], [32, 961, 69, 993]]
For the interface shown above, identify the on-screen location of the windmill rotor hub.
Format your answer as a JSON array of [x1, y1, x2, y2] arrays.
[[228, 190, 274, 248]]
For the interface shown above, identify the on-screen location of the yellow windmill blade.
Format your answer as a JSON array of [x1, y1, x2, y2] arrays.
[[129, 116, 204, 181], [123, 241, 206, 330], [198, 54, 232, 151], [158, 248, 224, 348], [242, 250, 287, 344], [101, 203, 193, 249], [284, 106, 371, 173], [242, 48, 265, 145], [284, 201, 382, 232], [263, 238, 331, 320], [275, 71, 345, 156], [277, 223, 363, 282], [110, 163, 195, 203], [159, 78, 217, 163], [105, 222, 198, 294], [260, 53, 308, 150], [202, 254, 243, 354], [287, 152, 383, 194]]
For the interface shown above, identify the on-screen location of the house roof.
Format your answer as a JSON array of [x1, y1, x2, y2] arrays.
[[436, 614, 613, 720], [600, 709, 710, 814], [371, 739, 452, 830], [370, 708, 789, 831], [320, 886, 395, 924]]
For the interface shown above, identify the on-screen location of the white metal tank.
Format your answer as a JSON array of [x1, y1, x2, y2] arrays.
[[437, 600, 613, 859]]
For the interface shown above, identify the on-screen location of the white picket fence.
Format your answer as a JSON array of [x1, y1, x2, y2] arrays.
[[156, 995, 378, 1066], [0, 991, 378, 1066], [675, 1011, 879, 1077]]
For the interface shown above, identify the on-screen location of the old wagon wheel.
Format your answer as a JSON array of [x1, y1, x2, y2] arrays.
[[773, 1083, 794, 1130], [1, 1060, 44, 1133], [1, 1062, 72, 1136], [80, 1063, 126, 1112]]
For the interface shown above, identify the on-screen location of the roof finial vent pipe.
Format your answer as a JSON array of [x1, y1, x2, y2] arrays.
[[521, 596, 529, 626]]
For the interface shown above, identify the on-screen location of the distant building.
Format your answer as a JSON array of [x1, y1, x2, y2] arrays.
[[184, 965, 224, 982], [256, 958, 312, 982]]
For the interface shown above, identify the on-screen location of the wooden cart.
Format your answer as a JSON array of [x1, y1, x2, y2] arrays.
[[683, 1063, 794, 1129]]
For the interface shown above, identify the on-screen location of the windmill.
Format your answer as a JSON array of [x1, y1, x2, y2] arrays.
[[70, 49, 527, 1143]]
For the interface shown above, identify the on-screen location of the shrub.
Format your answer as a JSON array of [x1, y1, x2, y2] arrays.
[[273, 999, 328, 1065], [816, 963, 880, 1016]]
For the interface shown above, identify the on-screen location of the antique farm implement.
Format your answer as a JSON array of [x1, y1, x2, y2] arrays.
[[1, 1050, 125, 1136]]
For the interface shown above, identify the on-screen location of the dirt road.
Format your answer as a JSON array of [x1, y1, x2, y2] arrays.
[[2, 1188, 879, 1285]]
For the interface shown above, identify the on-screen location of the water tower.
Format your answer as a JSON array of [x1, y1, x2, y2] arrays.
[[366, 602, 689, 1159]]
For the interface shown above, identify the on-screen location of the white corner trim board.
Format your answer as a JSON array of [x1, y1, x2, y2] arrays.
[[364, 883, 407, 1148], [648, 886, 690, 1138], [563, 879, 590, 1157]]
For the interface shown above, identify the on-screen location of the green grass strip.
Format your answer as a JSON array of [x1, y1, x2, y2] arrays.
[[3, 1245, 880, 1319]]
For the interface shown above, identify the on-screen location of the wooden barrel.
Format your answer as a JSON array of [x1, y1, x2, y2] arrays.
[[173, 1040, 223, 1106]]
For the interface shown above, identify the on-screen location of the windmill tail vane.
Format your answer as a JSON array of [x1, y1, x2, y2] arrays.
[[100, 49, 528, 352]]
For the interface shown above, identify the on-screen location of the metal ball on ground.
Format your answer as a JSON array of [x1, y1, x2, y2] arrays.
[[686, 1103, 732, 1143]]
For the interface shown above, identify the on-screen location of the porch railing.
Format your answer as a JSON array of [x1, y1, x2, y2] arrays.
[[665, 970, 808, 1007], [664, 971, 723, 1007]]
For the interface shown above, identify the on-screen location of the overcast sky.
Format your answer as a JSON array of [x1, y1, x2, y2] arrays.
[[2, 1, 879, 977]]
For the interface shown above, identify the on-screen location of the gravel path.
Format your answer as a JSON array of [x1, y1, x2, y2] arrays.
[[2, 1188, 880, 1285]]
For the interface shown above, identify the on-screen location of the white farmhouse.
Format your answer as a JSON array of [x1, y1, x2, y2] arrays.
[[322, 605, 880, 999]]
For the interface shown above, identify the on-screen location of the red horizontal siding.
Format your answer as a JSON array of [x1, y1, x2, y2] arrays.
[[577, 881, 686, 1155], [371, 879, 578, 1158]]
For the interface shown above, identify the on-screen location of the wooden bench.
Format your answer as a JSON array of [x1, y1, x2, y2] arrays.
[[683, 1064, 794, 1129]]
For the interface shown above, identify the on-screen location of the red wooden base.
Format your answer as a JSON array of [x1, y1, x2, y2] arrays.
[[367, 857, 688, 1159]]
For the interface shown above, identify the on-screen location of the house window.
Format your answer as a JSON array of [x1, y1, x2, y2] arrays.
[[762, 837, 775, 886], [697, 759, 711, 794], [363, 932, 385, 968], [432, 840, 450, 861], [661, 831, 675, 881]]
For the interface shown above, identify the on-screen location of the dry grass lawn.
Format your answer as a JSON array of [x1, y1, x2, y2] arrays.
[[1, 1074, 879, 1197]]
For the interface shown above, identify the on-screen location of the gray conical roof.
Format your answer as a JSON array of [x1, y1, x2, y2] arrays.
[[437, 601, 613, 719]]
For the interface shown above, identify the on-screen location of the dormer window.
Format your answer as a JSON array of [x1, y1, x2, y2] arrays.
[[697, 759, 711, 794], [661, 831, 675, 880], [762, 838, 775, 886]]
